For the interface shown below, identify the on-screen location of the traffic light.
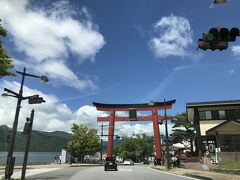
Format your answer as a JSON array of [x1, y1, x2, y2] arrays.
[[229, 28, 240, 41], [28, 95, 45, 104], [198, 37, 228, 51], [129, 108, 137, 121], [198, 27, 240, 51], [210, 0, 229, 8], [213, 0, 228, 4]]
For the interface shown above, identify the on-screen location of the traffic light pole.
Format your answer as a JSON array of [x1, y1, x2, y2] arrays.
[[21, 109, 34, 180], [5, 68, 26, 179], [3, 67, 48, 179]]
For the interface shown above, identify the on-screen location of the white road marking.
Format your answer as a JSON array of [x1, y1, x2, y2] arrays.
[[118, 168, 133, 172], [148, 167, 198, 180]]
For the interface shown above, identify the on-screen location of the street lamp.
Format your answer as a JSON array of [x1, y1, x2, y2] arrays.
[[3, 67, 48, 179], [40, 75, 49, 82]]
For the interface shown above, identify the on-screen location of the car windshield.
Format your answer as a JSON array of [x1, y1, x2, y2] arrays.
[[106, 157, 115, 162]]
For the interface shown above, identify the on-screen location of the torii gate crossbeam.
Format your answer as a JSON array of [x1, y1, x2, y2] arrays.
[[93, 100, 176, 165]]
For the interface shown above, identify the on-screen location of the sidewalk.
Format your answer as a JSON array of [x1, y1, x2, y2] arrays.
[[0, 163, 102, 170], [0, 163, 102, 179], [152, 165, 240, 180]]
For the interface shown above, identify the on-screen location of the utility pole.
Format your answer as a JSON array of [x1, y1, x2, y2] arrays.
[[100, 123, 103, 164], [21, 109, 34, 180], [99, 124, 120, 163], [164, 99, 170, 170]]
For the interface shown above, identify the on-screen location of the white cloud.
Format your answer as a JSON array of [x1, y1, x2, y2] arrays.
[[113, 122, 173, 138], [74, 105, 108, 128], [38, 60, 97, 90], [0, 80, 74, 132], [0, 0, 105, 90], [149, 14, 193, 58], [231, 45, 240, 56], [0, 80, 106, 132], [0, 80, 173, 136]]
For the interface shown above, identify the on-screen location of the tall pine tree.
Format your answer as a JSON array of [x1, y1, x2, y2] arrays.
[[171, 113, 195, 152]]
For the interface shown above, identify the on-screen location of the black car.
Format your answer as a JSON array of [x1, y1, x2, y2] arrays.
[[104, 156, 118, 171]]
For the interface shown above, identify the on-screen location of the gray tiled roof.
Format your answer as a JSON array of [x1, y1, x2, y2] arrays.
[[186, 100, 240, 108]]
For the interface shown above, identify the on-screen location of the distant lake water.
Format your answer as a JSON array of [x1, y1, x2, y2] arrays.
[[0, 152, 65, 165]]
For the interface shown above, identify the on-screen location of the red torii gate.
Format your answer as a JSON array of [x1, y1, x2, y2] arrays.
[[93, 100, 176, 164]]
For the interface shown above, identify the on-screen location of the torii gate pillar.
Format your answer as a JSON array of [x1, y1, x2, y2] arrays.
[[107, 110, 115, 157], [152, 109, 162, 163]]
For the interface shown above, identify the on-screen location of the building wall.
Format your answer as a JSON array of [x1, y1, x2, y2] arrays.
[[187, 102, 240, 156], [198, 105, 240, 111], [214, 123, 240, 135], [218, 152, 240, 164], [200, 120, 226, 136]]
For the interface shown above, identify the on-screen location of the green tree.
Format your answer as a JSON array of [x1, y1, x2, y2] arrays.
[[171, 113, 195, 152], [119, 136, 137, 161], [0, 19, 15, 77], [67, 124, 100, 162], [117, 134, 154, 162], [135, 134, 154, 161]]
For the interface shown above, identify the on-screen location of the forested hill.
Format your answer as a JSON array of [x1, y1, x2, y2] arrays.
[[0, 125, 72, 152]]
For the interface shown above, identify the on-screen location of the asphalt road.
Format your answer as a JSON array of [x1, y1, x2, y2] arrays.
[[26, 165, 198, 180]]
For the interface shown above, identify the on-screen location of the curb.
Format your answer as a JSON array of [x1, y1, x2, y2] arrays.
[[151, 166, 213, 180], [210, 168, 240, 175], [184, 173, 213, 180]]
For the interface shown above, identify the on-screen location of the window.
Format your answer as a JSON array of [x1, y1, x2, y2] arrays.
[[233, 109, 240, 119], [199, 111, 212, 120], [199, 111, 206, 120], [212, 110, 220, 119], [205, 111, 212, 119], [219, 110, 226, 119], [226, 110, 234, 119]]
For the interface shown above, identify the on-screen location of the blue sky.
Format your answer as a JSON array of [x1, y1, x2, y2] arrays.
[[1, 0, 240, 134]]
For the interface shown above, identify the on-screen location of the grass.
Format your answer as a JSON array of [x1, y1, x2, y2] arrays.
[[220, 161, 240, 169]]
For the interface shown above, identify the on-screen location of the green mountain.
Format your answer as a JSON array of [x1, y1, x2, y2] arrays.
[[0, 125, 72, 152]]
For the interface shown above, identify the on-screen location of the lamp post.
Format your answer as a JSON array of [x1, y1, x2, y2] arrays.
[[3, 67, 48, 179]]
